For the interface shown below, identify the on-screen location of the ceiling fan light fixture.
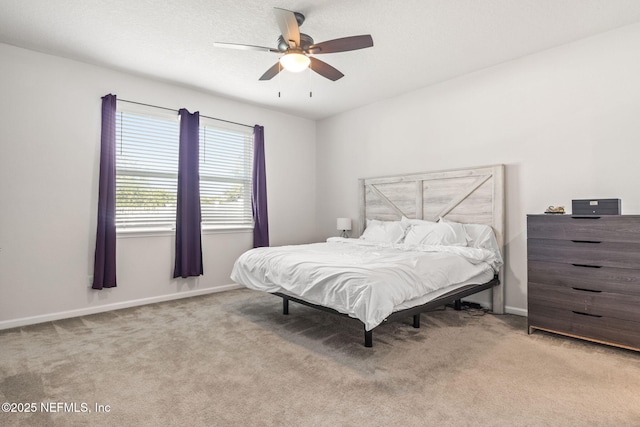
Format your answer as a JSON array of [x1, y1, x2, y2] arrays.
[[279, 52, 310, 72]]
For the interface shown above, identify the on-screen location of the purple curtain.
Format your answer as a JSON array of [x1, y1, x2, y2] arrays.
[[173, 109, 203, 278], [252, 125, 269, 247], [93, 94, 118, 289]]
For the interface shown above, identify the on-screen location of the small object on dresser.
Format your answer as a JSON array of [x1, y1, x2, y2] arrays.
[[572, 198, 621, 215], [544, 206, 565, 214]]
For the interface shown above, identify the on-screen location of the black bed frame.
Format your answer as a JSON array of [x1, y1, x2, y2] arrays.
[[272, 276, 499, 347]]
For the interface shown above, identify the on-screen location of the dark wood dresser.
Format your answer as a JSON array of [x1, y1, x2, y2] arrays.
[[527, 214, 640, 351]]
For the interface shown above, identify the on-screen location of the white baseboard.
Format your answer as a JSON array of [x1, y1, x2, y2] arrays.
[[504, 305, 527, 317], [0, 283, 244, 331]]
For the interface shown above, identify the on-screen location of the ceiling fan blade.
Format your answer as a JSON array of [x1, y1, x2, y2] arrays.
[[213, 42, 279, 53], [309, 57, 344, 81], [273, 7, 300, 48], [307, 35, 373, 54], [259, 62, 282, 81]]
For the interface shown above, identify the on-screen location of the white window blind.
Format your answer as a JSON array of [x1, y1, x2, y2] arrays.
[[115, 107, 254, 231], [116, 111, 179, 230], [199, 121, 254, 228]]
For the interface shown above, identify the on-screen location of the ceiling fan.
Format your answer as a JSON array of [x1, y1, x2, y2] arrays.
[[214, 7, 373, 81]]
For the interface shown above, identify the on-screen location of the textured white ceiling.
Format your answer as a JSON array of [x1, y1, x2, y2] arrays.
[[1, 0, 640, 119]]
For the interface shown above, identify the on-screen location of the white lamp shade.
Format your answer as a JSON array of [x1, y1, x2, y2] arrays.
[[279, 52, 310, 72], [337, 218, 352, 231]]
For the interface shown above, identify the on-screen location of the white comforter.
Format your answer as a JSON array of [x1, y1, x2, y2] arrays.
[[231, 238, 501, 331]]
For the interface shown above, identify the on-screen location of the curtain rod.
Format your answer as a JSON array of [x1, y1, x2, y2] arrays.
[[117, 98, 254, 129]]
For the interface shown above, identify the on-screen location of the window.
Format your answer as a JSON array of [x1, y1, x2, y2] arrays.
[[115, 106, 254, 231], [115, 111, 179, 230], [199, 119, 254, 228]]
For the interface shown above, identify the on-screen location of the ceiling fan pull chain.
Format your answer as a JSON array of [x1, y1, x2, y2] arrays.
[[309, 63, 312, 98]]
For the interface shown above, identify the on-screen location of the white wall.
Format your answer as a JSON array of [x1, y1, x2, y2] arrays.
[[316, 23, 640, 315], [0, 43, 317, 328]]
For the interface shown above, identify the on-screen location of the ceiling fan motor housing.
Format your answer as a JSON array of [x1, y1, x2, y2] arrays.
[[277, 33, 314, 51]]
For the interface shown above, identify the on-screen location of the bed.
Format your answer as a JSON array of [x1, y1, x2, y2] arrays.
[[231, 164, 505, 347]]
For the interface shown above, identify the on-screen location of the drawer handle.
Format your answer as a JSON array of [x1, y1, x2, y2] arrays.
[[570, 240, 602, 244], [572, 287, 602, 293], [572, 311, 602, 318], [571, 216, 601, 220], [571, 263, 602, 269]]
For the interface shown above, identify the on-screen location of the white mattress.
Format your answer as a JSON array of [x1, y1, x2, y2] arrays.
[[231, 237, 502, 330]]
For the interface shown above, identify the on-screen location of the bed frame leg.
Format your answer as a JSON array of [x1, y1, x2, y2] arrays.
[[364, 328, 373, 348], [413, 314, 421, 328], [454, 299, 462, 311], [282, 297, 289, 315]]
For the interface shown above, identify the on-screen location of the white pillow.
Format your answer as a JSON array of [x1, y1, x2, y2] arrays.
[[404, 221, 468, 246], [464, 223, 499, 251], [439, 217, 471, 244], [462, 223, 504, 269], [400, 216, 436, 229], [360, 219, 405, 243]]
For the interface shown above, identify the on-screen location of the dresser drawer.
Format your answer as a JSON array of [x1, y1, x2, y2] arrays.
[[528, 305, 640, 350], [527, 215, 640, 242], [528, 238, 640, 269], [528, 260, 640, 296], [528, 282, 640, 323]]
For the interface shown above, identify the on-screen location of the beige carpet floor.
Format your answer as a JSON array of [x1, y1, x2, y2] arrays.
[[1, 289, 639, 426]]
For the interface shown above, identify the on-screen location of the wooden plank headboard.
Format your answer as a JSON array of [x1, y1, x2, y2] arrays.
[[358, 164, 505, 313]]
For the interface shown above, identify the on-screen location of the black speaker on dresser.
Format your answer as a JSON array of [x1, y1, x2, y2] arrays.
[[572, 198, 621, 215]]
